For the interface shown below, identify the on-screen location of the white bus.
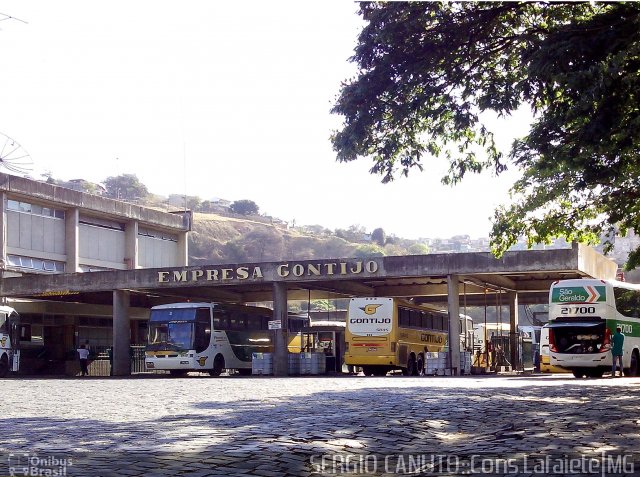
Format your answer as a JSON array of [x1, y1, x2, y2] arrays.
[[144, 302, 307, 376], [0, 305, 21, 377], [548, 278, 640, 378]]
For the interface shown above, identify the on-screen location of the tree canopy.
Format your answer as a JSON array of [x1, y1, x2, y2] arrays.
[[103, 174, 148, 201], [332, 2, 640, 266], [230, 199, 260, 216]]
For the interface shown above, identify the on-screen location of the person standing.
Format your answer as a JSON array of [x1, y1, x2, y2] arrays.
[[77, 344, 90, 377], [611, 326, 625, 377]]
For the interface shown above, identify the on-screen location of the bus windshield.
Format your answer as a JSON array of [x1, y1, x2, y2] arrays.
[[147, 308, 200, 351]]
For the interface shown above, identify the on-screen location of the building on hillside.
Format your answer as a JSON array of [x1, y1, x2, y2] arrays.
[[0, 173, 192, 374], [0, 173, 190, 276]]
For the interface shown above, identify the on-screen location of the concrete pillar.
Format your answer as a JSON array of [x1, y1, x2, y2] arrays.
[[177, 231, 189, 267], [65, 208, 79, 272], [509, 292, 519, 370], [0, 192, 6, 270], [112, 290, 131, 376], [124, 220, 138, 269], [272, 282, 289, 376], [447, 274, 461, 375]]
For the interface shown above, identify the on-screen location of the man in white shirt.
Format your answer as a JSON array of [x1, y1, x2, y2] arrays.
[[77, 344, 90, 377]]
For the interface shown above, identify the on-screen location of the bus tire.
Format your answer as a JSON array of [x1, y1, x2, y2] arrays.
[[209, 355, 225, 377], [625, 351, 639, 377], [416, 354, 425, 376], [0, 354, 8, 378], [572, 369, 586, 379], [362, 366, 374, 376]]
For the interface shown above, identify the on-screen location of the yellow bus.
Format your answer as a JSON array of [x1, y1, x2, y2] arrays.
[[344, 297, 448, 376]]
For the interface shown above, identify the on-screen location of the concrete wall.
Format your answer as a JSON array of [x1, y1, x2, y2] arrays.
[[0, 174, 190, 274], [6, 209, 66, 256], [138, 234, 180, 268], [79, 223, 126, 269], [0, 172, 187, 230]]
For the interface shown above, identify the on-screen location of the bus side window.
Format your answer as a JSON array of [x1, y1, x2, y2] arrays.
[[194, 308, 211, 353], [213, 311, 229, 331], [399, 308, 410, 327], [247, 316, 262, 331], [0, 313, 7, 333], [410, 310, 420, 328], [230, 313, 246, 330], [426, 313, 434, 330]]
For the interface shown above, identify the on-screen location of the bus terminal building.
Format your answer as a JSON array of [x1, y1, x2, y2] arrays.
[[0, 241, 617, 376]]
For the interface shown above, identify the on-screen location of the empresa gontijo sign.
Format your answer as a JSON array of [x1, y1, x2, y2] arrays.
[[157, 260, 380, 283]]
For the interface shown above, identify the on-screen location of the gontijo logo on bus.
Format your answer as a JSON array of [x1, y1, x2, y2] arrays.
[[349, 299, 393, 335], [551, 286, 606, 303], [360, 304, 382, 315]]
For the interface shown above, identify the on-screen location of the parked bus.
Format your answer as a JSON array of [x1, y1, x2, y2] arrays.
[[145, 302, 307, 376], [344, 297, 449, 376], [548, 278, 640, 378], [0, 305, 21, 377]]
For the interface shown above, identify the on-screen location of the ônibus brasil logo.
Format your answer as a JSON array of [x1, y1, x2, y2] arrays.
[[552, 285, 606, 303]]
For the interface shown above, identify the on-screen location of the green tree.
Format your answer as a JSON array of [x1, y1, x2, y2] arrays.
[[354, 244, 385, 258], [371, 227, 386, 247], [407, 243, 430, 255], [332, 2, 640, 265], [103, 174, 148, 201], [230, 199, 259, 216]]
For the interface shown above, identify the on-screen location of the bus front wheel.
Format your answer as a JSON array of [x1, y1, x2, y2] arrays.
[[209, 355, 225, 377]]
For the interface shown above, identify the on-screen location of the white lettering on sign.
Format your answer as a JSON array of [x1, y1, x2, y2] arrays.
[[157, 261, 379, 283]]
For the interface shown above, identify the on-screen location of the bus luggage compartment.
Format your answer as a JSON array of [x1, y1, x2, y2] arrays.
[[547, 320, 607, 354]]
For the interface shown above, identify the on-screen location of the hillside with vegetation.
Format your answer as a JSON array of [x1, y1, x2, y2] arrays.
[[188, 212, 432, 265], [43, 173, 437, 264]]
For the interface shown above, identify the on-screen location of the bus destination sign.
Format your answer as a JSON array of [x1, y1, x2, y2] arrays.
[[551, 285, 606, 304]]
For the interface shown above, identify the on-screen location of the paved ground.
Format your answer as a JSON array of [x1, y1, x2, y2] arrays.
[[1, 374, 640, 476]]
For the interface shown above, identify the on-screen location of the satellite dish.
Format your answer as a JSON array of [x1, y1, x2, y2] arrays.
[[0, 132, 33, 175]]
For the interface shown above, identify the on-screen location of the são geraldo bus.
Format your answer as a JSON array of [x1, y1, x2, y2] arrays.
[[145, 302, 306, 376], [344, 297, 449, 376], [548, 279, 640, 378]]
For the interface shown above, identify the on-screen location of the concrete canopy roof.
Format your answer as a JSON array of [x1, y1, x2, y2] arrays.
[[0, 244, 617, 307]]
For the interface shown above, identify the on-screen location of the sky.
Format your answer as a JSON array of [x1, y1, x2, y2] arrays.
[[0, 1, 531, 240]]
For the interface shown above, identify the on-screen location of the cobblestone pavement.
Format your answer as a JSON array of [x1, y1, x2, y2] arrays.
[[1, 374, 640, 476]]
